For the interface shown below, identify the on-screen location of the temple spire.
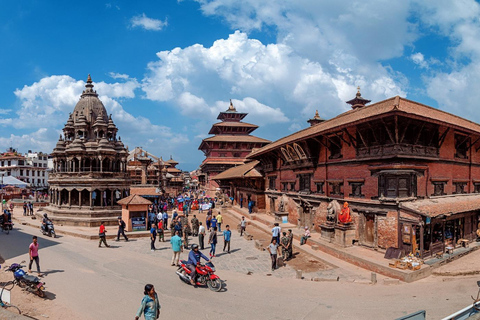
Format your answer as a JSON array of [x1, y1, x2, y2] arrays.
[[307, 109, 325, 126], [227, 99, 237, 112], [346, 87, 371, 109]]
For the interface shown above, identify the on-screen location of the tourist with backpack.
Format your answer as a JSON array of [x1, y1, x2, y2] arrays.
[[116, 217, 128, 241]]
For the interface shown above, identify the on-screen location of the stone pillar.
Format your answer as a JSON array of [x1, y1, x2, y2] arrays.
[[111, 190, 114, 207], [89, 190, 93, 207], [68, 190, 71, 206], [79, 191, 82, 207], [72, 159, 76, 173], [90, 158, 93, 172], [100, 157, 103, 172]]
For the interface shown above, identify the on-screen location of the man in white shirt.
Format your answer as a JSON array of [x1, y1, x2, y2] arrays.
[[198, 222, 206, 250], [271, 222, 281, 243]]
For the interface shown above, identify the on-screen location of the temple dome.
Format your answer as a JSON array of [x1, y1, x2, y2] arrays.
[[72, 75, 108, 124]]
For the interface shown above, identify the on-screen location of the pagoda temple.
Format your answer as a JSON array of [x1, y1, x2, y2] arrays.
[[45, 75, 130, 227], [198, 100, 270, 193]]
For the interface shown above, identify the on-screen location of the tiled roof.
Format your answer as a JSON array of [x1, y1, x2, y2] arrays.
[[214, 160, 262, 180], [400, 194, 480, 218], [117, 194, 152, 205], [202, 135, 271, 143], [130, 187, 161, 196], [200, 157, 245, 166], [211, 122, 258, 128], [248, 96, 480, 158]]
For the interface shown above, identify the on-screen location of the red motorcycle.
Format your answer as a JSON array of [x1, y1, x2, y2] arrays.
[[176, 260, 222, 292]]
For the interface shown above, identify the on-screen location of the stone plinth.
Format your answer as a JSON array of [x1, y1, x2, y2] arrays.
[[273, 211, 289, 222], [320, 223, 335, 242], [334, 224, 355, 247]]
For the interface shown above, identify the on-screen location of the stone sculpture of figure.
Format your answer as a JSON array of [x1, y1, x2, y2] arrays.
[[326, 200, 340, 226], [278, 198, 285, 212], [338, 201, 352, 224]]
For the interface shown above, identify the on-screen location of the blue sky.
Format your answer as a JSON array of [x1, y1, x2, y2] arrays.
[[1, 0, 480, 171]]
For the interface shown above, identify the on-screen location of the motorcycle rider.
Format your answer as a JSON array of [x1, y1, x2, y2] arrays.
[[186, 244, 210, 285], [42, 214, 51, 233]]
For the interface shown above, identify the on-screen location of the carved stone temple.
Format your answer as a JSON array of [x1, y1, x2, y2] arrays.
[[44, 75, 130, 227]]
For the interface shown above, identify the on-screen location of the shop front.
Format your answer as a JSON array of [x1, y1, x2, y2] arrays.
[[400, 195, 480, 259], [117, 194, 152, 232]]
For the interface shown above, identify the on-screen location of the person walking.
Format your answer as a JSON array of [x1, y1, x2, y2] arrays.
[[267, 238, 280, 271], [183, 221, 191, 249], [240, 196, 243, 208], [28, 236, 41, 276], [162, 211, 168, 230], [135, 284, 161, 320], [248, 200, 253, 214], [198, 222, 206, 250], [157, 220, 165, 242], [287, 229, 294, 260], [174, 220, 183, 238], [280, 232, 289, 261], [191, 215, 199, 237], [116, 217, 129, 241], [206, 212, 212, 231], [271, 223, 281, 243], [170, 231, 183, 266], [98, 221, 110, 248], [150, 224, 157, 251], [216, 212, 223, 232], [223, 225, 231, 253], [209, 227, 218, 258], [169, 218, 176, 237], [240, 216, 247, 236], [211, 215, 218, 232]]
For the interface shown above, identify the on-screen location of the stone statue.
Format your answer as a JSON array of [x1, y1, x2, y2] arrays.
[[326, 200, 340, 226], [278, 198, 285, 212]]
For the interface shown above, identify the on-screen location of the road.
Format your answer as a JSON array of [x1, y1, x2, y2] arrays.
[[0, 223, 478, 319]]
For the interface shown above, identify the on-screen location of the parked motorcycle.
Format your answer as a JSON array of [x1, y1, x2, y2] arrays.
[[0, 215, 13, 234], [5, 261, 46, 298], [41, 221, 56, 238], [176, 260, 222, 292]]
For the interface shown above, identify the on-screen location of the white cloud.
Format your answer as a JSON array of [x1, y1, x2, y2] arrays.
[[142, 31, 404, 125], [108, 72, 130, 80], [130, 13, 167, 31], [2, 75, 187, 162], [410, 52, 429, 69], [0, 109, 12, 115]]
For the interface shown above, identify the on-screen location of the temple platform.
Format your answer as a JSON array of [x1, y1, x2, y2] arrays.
[[41, 205, 122, 227]]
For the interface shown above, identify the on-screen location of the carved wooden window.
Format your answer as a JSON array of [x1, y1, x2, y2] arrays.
[[432, 182, 446, 196], [327, 136, 342, 159], [268, 176, 276, 190], [298, 174, 311, 192], [474, 183, 480, 193], [329, 182, 343, 196], [453, 182, 467, 194], [289, 182, 296, 191], [454, 134, 469, 159], [378, 174, 416, 198], [281, 147, 293, 162], [282, 182, 288, 191], [349, 182, 365, 198], [287, 145, 299, 160], [293, 143, 307, 159], [315, 182, 324, 194]]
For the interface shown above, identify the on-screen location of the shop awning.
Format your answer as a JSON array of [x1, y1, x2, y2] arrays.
[[1, 176, 29, 188], [400, 194, 480, 218]]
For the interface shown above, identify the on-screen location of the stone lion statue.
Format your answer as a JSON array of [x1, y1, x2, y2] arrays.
[[326, 200, 341, 225]]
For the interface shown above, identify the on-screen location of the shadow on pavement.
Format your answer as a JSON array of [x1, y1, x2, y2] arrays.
[[0, 229, 60, 261], [41, 269, 64, 277], [44, 290, 57, 301]]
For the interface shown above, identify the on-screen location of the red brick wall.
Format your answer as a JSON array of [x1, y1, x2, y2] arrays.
[[377, 210, 399, 249]]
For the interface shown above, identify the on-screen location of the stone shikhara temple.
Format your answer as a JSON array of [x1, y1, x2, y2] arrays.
[[45, 75, 130, 227], [220, 89, 480, 258]]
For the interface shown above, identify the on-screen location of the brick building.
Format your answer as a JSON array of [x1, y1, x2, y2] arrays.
[[198, 100, 270, 194], [238, 89, 480, 258]]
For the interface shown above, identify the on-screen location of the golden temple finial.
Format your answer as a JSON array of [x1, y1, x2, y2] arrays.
[[356, 86, 361, 97], [314, 110, 320, 119], [87, 74, 92, 83]]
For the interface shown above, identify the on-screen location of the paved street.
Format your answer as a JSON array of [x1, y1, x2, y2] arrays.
[[1, 223, 479, 319]]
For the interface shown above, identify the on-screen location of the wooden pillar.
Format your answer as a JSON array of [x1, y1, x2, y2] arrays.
[[68, 190, 71, 206], [89, 190, 93, 207], [111, 189, 114, 207], [79, 190, 82, 207], [420, 224, 424, 259], [90, 158, 93, 172]]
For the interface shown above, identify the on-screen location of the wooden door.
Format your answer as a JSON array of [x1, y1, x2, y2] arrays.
[[365, 214, 375, 246]]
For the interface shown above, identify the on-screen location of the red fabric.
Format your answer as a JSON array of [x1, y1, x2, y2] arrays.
[[99, 225, 105, 233], [338, 207, 352, 224]]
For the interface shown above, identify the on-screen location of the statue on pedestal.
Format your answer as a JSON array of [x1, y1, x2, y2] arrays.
[[278, 198, 285, 212], [338, 201, 352, 224]]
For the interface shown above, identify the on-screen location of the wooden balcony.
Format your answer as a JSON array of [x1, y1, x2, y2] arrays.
[[357, 143, 439, 159]]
